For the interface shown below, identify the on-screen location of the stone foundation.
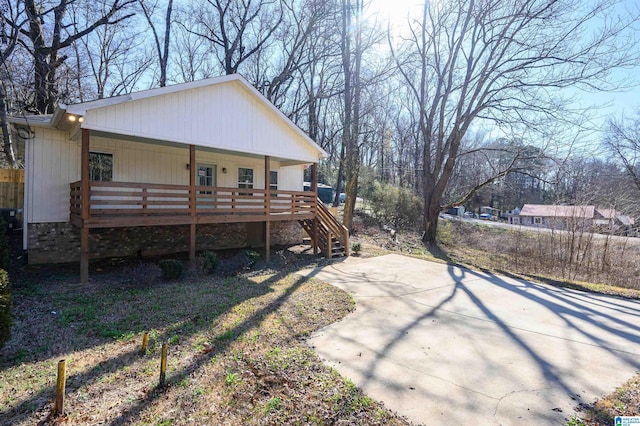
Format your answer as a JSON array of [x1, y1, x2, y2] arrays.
[[27, 220, 304, 264]]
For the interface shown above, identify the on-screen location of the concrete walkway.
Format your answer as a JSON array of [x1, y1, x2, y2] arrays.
[[301, 254, 640, 425]]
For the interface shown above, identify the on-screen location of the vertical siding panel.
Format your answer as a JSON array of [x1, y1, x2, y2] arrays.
[[178, 92, 187, 142], [79, 80, 319, 163], [28, 130, 41, 222]]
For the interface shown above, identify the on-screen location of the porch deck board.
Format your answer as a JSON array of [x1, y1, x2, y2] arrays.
[[72, 211, 315, 228]]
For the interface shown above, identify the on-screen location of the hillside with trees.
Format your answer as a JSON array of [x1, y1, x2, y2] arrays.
[[1, 0, 639, 238]]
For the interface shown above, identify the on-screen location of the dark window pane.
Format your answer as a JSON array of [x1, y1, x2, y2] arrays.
[[89, 152, 113, 182]]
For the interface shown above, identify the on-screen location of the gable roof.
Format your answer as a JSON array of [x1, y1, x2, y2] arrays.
[[519, 204, 595, 219], [595, 208, 616, 219], [12, 74, 327, 164], [617, 215, 634, 226]]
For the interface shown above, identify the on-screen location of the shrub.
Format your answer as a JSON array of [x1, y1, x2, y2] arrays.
[[351, 242, 362, 254], [361, 181, 423, 231], [197, 251, 220, 275], [158, 259, 185, 280], [127, 261, 162, 287], [437, 220, 459, 247], [0, 269, 11, 349], [243, 250, 261, 267], [217, 250, 262, 276]]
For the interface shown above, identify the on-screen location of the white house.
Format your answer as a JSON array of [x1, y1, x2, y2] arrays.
[[9, 74, 348, 281]]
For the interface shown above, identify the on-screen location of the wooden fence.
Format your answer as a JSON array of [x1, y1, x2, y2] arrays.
[[0, 168, 24, 211]]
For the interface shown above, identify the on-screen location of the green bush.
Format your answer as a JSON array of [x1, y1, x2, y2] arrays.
[[243, 250, 261, 268], [158, 259, 185, 280], [197, 251, 220, 275], [351, 242, 362, 254], [0, 269, 11, 350], [362, 181, 423, 231]]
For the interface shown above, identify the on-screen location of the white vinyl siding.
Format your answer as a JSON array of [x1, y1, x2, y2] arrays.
[[83, 80, 319, 163], [25, 127, 80, 223], [25, 130, 305, 224]]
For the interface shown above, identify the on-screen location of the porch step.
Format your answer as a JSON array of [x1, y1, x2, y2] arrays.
[[299, 204, 348, 258]]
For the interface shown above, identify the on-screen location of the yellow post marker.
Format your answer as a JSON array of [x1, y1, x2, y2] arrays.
[[141, 332, 149, 355], [55, 359, 66, 415], [159, 343, 168, 388]]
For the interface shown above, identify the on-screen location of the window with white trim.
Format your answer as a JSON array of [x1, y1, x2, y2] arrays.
[[89, 152, 113, 181], [534, 216, 542, 225], [270, 171, 278, 192], [238, 167, 254, 191]]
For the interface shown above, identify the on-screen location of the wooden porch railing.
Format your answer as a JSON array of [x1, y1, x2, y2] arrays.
[[70, 181, 316, 226], [315, 198, 350, 257]]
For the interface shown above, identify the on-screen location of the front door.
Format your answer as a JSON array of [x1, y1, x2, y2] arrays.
[[197, 164, 216, 194]]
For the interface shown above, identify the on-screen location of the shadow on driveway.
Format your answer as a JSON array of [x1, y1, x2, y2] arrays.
[[303, 254, 640, 425]]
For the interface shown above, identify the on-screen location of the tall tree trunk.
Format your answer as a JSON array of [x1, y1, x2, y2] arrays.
[[422, 185, 442, 244], [333, 143, 345, 207], [24, 0, 135, 113], [339, 0, 362, 232], [0, 85, 17, 167], [160, 0, 173, 87]]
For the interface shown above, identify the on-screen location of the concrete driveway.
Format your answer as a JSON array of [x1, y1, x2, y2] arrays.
[[300, 254, 640, 425]]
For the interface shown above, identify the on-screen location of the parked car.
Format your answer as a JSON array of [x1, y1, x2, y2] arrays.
[[479, 213, 492, 220], [463, 211, 476, 218], [339, 193, 346, 203]]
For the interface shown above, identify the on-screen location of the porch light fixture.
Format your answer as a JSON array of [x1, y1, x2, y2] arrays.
[[222, 167, 227, 173], [186, 163, 190, 170], [67, 114, 84, 123]]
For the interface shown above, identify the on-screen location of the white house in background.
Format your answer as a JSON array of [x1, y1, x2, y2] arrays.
[[9, 74, 348, 282], [515, 204, 635, 234]]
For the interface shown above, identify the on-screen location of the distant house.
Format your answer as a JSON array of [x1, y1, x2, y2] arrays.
[[9, 74, 349, 282], [516, 204, 594, 228], [594, 208, 636, 235], [515, 204, 635, 234]]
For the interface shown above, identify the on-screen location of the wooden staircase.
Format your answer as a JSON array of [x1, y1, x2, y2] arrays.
[[300, 198, 350, 258]]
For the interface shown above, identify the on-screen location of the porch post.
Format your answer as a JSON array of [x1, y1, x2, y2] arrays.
[[264, 156, 271, 262], [311, 162, 318, 194], [189, 145, 196, 266], [311, 163, 319, 255], [80, 128, 90, 283]]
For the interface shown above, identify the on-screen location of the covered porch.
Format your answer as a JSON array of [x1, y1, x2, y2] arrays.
[[72, 128, 346, 283]]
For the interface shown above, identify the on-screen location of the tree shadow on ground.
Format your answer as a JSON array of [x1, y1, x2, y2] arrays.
[[422, 241, 453, 263], [0, 244, 338, 425], [309, 254, 640, 423]]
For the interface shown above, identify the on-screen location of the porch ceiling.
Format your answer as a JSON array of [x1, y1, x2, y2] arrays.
[[89, 130, 310, 166]]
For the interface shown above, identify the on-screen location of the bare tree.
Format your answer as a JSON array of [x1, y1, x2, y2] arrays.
[[139, 0, 173, 87], [0, 0, 26, 167], [186, 0, 283, 76], [336, 0, 363, 232], [171, 21, 216, 82], [12, 0, 136, 114], [391, 0, 640, 244], [67, 4, 152, 100], [605, 111, 640, 192]]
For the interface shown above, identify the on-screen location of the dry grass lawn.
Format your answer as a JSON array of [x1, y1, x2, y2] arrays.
[[0, 251, 409, 425]]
